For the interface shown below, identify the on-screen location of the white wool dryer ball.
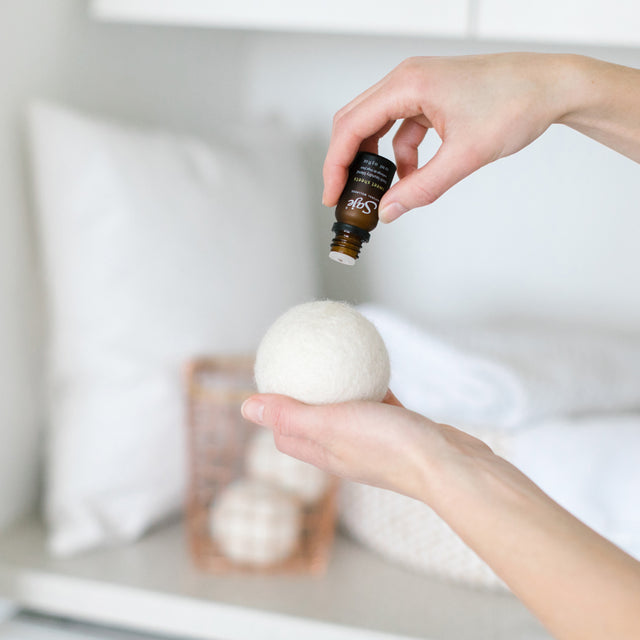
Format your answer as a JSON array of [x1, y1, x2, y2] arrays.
[[246, 429, 330, 504], [254, 301, 390, 404], [210, 478, 301, 567]]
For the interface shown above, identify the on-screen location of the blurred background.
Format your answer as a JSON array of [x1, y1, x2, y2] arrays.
[[1, 1, 639, 639]]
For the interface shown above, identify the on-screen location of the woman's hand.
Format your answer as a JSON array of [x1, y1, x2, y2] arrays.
[[324, 53, 640, 223], [241, 390, 492, 505], [241, 391, 640, 640], [323, 53, 576, 221]]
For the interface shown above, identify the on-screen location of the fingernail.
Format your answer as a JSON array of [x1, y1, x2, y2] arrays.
[[241, 398, 264, 424], [380, 202, 407, 223]]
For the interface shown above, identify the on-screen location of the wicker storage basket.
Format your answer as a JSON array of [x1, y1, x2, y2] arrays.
[[185, 356, 338, 574], [338, 429, 509, 590]]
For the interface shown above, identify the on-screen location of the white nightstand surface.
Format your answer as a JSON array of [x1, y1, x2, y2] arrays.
[[0, 517, 550, 640]]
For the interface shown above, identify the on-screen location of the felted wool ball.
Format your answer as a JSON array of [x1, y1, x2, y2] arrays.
[[209, 478, 301, 567], [246, 429, 330, 504], [254, 301, 390, 404]]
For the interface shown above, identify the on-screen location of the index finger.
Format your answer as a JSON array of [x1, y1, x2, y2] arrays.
[[322, 90, 399, 206]]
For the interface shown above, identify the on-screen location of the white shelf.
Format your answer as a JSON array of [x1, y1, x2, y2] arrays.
[[92, 0, 640, 47], [90, 0, 470, 38], [0, 517, 550, 640], [0, 610, 161, 640], [478, 0, 640, 47]]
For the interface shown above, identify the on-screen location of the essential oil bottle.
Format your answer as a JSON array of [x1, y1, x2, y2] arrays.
[[329, 151, 396, 266]]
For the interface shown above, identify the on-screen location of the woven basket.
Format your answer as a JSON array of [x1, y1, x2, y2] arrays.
[[184, 356, 338, 574], [339, 429, 509, 590]]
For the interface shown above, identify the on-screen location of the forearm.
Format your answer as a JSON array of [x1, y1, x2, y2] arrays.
[[423, 432, 640, 640], [559, 55, 640, 162], [242, 391, 640, 637]]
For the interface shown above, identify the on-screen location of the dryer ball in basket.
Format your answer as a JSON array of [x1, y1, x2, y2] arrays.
[[254, 300, 390, 405], [210, 478, 301, 567], [246, 429, 330, 504]]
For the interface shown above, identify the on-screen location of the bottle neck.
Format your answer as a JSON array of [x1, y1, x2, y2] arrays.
[[329, 223, 370, 265]]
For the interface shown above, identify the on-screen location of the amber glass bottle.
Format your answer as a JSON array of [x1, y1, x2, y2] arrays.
[[329, 151, 396, 266]]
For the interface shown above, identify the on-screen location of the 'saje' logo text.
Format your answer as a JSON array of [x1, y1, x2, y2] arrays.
[[346, 197, 377, 215]]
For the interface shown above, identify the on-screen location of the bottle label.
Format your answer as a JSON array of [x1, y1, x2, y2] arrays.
[[335, 152, 396, 232]]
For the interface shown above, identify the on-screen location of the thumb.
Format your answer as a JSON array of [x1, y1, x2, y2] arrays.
[[379, 141, 481, 222], [241, 393, 331, 439], [241, 392, 398, 442]]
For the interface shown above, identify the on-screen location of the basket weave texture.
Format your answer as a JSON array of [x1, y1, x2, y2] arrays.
[[339, 429, 510, 590], [185, 356, 338, 574]]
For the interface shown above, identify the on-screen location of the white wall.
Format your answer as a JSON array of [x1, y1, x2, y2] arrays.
[[0, 2, 74, 529], [1, 1, 640, 526]]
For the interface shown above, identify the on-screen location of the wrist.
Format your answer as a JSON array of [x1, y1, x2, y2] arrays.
[[419, 423, 551, 523], [418, 425, 559, 568], [554, 54, 640, 128], [416, 423, 506, 512], [555, 55, 640, 164], [538, 54, 595, 126]]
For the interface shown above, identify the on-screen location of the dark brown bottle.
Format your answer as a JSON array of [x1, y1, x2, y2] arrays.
[[329, 151, 396, 266]]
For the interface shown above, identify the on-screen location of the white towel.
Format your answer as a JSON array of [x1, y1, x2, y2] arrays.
[[506, 413, 640, 560], [359, 305, 640, 429]]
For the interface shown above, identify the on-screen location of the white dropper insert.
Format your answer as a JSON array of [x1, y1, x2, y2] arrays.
[[329, 251, 356, 266]]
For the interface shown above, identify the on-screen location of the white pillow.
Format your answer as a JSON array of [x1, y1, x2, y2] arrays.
[[29, 103, 318, 555]]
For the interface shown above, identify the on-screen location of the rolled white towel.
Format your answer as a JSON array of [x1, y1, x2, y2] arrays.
[[359, 304, 640, 429]]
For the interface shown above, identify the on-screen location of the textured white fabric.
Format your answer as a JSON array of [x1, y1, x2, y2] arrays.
[[210, 479, 301, 567], [29, 102, 317, 555], [339, 472, 505, 589], [359, 304, 640, 429], [341, 414, 640, 589], [340, 429, 510, 590], [245, 429, 329, 504], [255, 301, 390, 404]]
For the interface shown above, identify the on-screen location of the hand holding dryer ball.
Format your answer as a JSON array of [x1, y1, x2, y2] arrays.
[[254, 301, 390, 405]]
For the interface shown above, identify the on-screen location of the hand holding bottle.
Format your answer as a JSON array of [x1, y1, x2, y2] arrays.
[[323, 53, 640, 222]]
